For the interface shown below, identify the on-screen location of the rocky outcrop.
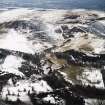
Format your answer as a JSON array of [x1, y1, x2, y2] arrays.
[[55, 49, 105, 68], [0, 20, 42, 31]]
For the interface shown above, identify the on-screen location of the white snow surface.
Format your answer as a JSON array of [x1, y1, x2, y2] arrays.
[[0, 29, 35, 54], [0, 8, 105, 54], [0, 55, 24, 77], [2, 80, 52, 103], [0, 8, 34, 23], [0, 8, 105, 104], [77, 69, 104, 88]]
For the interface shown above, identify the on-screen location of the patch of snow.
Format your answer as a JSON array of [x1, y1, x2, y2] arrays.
[[0, 55, 24, 77], [0, 8, 33, 23], [31, 80, 52, 94], [0, 29, 35, 54], [1, 80, 52, 102], [45, 24, 64, 43], [77, 69, 104, 88], [59, 71, 73, 84], [85, 99, 97, 105], [32, 41, 53, 53], [40, 10, 66, 23], [43, 95, 56, 104], [90, 38, 105, 54]]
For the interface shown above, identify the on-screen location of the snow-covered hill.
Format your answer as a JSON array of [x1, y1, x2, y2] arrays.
[[0, 8, 105, 105]]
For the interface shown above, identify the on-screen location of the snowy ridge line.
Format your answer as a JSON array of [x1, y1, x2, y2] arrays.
[[0, 8, 34, 24], [0, 8, 104, 24]]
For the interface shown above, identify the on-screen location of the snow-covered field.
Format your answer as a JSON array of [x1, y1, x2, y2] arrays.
[[0, 8, 105, 105]]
